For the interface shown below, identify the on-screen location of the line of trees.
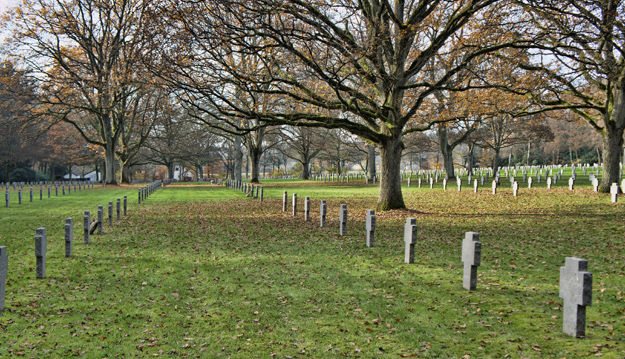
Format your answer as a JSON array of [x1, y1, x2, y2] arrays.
[[1, 0, 621, 209]]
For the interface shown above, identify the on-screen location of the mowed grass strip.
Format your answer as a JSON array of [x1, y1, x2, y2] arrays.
[[0, 181, 623, 358]]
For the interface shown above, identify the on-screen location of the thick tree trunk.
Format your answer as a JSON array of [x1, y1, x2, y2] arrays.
[[302, 158, 310, 179], [167, 163, 175, 181], [104, 143, 116, 184], [600, 123, 625, 192], [377, 136, 405, 211], [466, 143, 474, 173], [234, 135, 243, 182], [121, 162, 131, 184], [368, 144, 376, 181], [492, 147, 500, 172], [249, 146, 261, 183], [438, 127, 455, 179]]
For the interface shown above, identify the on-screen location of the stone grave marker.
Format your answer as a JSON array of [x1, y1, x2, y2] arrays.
[[35, 228, 47, 279], [429, 178, 434, 188], [55, 186, 58, 196], [621, 179, 625, 194], [592, 178, 599, 192], [474, 179, 478, 193], [97, 205, 103, 234], [116, 198, 121, 220], [18, 189, 22, 204], [339, 204, 347, 236], [304, 197, 310, 221], [123, 196, 127, 215], [4, 190, 8, 207], [513, 181, 519, 196], [282, 191, 287, 212], [611, 183, 618, 203], [0, 246, 7, 311], [320, 200, 327, 227], [418, 177, 422, 188], [292, 193, 298, 216], [457, 179, 462, 191], [462, 232, 481, 291], [559, 257, 592, 337], [569, 177, 575, 191], [443, 178, 447, 190], [547, 177, 552, 189], [65, 218, 73, 257], [84, 210, 90, 244], [528, 177, 533, 188], [366, 209, 375, 247], [404, 218, 417, 264], [30, 188, 33, 202], [108, 201, 113, 225], [491, 180, 497, 195], [138, 189, 141, 204], [260, 187, 264, 202]]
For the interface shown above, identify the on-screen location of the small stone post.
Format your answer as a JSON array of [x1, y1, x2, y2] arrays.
[[462, 232, 481, 291], [282, 191, 287, 212], [0, 246, 6, 311], [366, 209, 375, 247], [611, 183, 618, 203], [513, 181, 519, 197], [84, 210, 90, 244], [559, 257, 592, 337], [30, 188, 33, 202], [18, 189, 22, 204], [292, 193, 297, 216], [473, 179, 478, 193], [65, 218, 73, 257], [35, 228, 47, 279], [320, 200, 327, 227], [97, 205, 103, 234], [528, 177, 533, 188], [260, 187, 264, 202], [5, 190, 8, 208], [304, 197, 310, 221], [403, 218, 417, 264], [491, 180, 497, 195], [108, 201, 113, 225], [569, 177, 575, 191], [123, 196, 127, 215], [457, 179, 462, 191], [339, 204, 347, 236], [547, 177, 552, 189]]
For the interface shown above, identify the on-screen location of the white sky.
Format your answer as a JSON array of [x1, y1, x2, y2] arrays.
[[0, 0, 18, 13]]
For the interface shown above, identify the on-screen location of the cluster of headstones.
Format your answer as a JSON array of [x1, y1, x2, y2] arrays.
[[314, 173, 379, 184], [4, 182, 97, 208], [225, 180, 264, 201], [0, 195, 130, 313], [281, 192, 593, 338], [137, 181, 165, 204]]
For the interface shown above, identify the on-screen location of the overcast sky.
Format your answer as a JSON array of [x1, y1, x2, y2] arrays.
[[0, 0, 18, 13]]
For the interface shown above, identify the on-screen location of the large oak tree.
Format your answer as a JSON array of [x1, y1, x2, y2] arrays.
[[146, 0, 516, 210]]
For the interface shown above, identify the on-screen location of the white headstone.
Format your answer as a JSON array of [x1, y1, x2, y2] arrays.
[[462, 232, 481, 291], [559, 257, 592, 337], [366, 209, 375, 247], [403, 218, 417, 264]]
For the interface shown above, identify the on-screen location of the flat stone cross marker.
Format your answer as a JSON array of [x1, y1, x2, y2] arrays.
[[65, 218, 73, 257], [404, 218, 417, 264], [559, 257, 592, 337], [611, 183, 618, 203], [339, 204, 347, 236], [84, 210, 90, 244], [292, 193, 297, 216], [282, 191, 287, 212], [462, 232, 481, 291], [108, 201, 113, 225], [304, 197, 310, 221], [97, 205, 103, 234], [35, 228, 47, 279], [320, 200, 327, 227], [0, 246, 7, 311], [366, 209, 375, 247]]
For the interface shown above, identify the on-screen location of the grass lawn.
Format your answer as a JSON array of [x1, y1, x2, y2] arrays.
[[0, 178, 623, 358]]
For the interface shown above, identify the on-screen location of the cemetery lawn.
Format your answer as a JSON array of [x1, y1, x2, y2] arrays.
[[0, 180, 624, 358]]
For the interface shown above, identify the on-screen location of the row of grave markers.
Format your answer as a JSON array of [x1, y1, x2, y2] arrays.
[[225, 179, 265, 201], [1, 193, 132, 313], [137, 180, 166, 204], [4, 182, 97, 208], [278, 191, 592, 338]]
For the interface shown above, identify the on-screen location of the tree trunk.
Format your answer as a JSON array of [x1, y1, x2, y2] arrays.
[[119, 159, 132, 184], [466, 143, 474, 173], [301, 157, 310, 180], [234, 135, 243, 182], [249, 146, 262, 183], [167, 163, 175, 181], [368, 144, 376, 181], [600, 123, 625, 192], [492, 147, 500, 172], [104, 143, 116, 184], [377, 136, 405, 211], [438, 127, 455, 179]]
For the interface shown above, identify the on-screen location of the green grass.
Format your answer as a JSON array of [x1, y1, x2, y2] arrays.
[[0, 179, 624, 358]]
